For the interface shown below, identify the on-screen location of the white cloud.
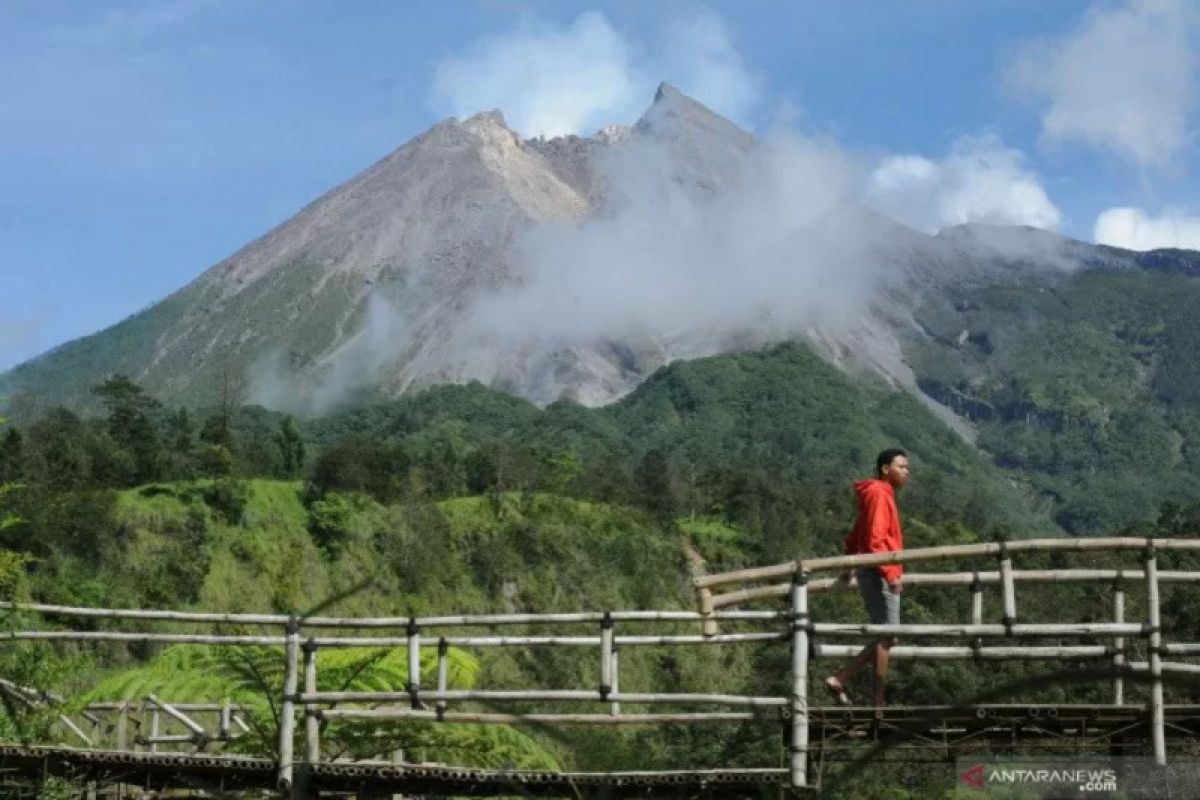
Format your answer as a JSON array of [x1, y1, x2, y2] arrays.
[[864, 137, 1062, 233], [1094, 207, 1200, 250], [661, 13, 761, 127], [430, 11, 760, 138], [1007, 0, 1197, 168]]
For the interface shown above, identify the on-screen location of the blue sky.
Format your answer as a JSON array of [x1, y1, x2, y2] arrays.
[[2, 0, 1198, 371]]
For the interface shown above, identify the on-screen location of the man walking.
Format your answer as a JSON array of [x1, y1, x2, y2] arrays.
[[825, 448, 909, 710]]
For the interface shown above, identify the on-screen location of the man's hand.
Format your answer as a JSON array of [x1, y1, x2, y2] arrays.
[[841, 571, 855, 586], [888, 579, 903, 594]]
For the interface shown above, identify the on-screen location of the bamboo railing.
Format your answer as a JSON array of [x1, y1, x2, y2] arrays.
[[0, 536, 1198, 794]]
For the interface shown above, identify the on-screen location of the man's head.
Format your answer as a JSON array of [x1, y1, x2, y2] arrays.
[[876, 448, 909, 488]]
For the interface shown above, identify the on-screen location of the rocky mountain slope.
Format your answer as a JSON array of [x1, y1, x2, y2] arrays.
[[4, 84, 1199, 431]]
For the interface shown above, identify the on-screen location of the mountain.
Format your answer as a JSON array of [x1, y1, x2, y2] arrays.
[[1, 84, 761, 412], [5, 84, 1200, 466]]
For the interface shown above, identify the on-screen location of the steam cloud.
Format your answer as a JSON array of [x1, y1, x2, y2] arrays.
[[463, 133, 869, 349]]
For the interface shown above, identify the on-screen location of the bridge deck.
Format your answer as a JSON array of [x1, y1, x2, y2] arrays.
[[3, 704, 1198, 797]]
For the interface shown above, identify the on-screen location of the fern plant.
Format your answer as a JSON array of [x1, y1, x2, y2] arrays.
[[79, 643, 558, 770]]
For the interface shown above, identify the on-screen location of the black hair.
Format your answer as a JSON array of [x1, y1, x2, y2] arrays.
[[876, 448, 907, 477]]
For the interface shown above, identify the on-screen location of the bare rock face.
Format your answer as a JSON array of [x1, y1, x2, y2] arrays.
[[0, 83, 1096, 417]]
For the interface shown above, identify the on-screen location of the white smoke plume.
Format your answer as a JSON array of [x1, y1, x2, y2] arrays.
[[459, 132, 877, 352]]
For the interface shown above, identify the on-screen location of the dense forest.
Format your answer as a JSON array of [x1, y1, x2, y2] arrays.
[[3, 342, 1200, 798]]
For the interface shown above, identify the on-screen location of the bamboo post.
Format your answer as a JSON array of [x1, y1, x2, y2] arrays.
[[1112, 584, 1125, 706], [149, 705, 160, 754], [436, 638, 449, 719], [610, 646, 621, 716], [1144, 544, 1166, 765], [600, 613, 615, 701], [407, 619, 422, 709], [116, 702, 128, 751], [220, 698, 232, 740], [971, 575, 984, 658], [278, 619, 300, 792], [971, 576, 983, 625], [303, 640, 319, 765], [697, 588, 719, 637], [999, 544, 1017, 633], [789, 572, 809, 790]]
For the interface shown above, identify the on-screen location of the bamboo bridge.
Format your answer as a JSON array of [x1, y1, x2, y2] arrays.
[[3, 537, 1200, 797]]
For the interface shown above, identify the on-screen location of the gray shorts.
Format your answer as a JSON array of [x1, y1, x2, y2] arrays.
[[857, 568, 901, 625]]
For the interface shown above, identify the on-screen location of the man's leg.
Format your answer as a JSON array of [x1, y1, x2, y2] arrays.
[[872, 637, 894, 707], [872, 583, 902, 708], [833, 642, 876, 688]]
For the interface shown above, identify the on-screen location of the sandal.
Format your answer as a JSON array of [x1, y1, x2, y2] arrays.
[[824, 676, 852, 706]]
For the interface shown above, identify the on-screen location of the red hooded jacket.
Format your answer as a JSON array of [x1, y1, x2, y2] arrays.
[[842, 479, 904, 584]]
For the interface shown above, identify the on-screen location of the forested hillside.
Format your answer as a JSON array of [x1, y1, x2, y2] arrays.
[[4, 342, 1200, 796]]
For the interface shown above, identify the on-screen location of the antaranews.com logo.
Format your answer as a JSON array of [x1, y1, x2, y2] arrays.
[[957, 758, 1119, 797]]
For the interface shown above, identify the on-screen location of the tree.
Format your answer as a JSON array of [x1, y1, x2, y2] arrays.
[[0, 408, 20, 533], [201, 361, 248, 453], [92, 375, 162, 485], [276, 417, 305, 478], [162, 407, 198, 480]]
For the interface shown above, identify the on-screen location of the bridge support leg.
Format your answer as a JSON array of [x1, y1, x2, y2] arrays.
[[1144, 544, 1166, 765], [789, 571, 809, 790], [279, 618, 301, 793]]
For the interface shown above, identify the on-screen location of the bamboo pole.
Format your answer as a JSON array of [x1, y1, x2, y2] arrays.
[[789, 574, 809, 790], [810, 622, 1141, 637], [407, 620, 422, 710], [709, 569, 1200, 607], [317, 709, 758, 725], [0, 601, 781, 628], [694, 537, 1200, 589], [1128, 661, 1200, 675], [84, 701, 250, 712], [306, 633, 785, 649], [1113, 586, 1125, 706], [600, 614, 614, 700], [59, 714, 93, 746], [116, 702, 128, 752], [697, 588, 719, 636], [436, 638, 449, 719], [0, 601, 290, 625], [812, 644, 1111, 660], [220, 698, 232, 740], [1145, 545, 1166, 765], [147, 695, 205, 736], [300, 689, 787, 707], [999, 546, 1017, 632], [303, 641, 319, 765], [610, 647, 620, 716], [0, 632, 286, 645], [277, 621, 300, 792]]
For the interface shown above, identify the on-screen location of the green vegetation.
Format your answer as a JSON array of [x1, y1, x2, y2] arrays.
[[3, 337, 1200, 795], [908, 269, 1200, 532]]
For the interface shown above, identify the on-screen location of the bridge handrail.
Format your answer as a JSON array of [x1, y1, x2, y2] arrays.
[[6, 537, 1200, 793], [694, 536, 1200, 590]]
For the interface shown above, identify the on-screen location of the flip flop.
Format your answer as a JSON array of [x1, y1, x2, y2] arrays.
[[824, 676, 852, 706]]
